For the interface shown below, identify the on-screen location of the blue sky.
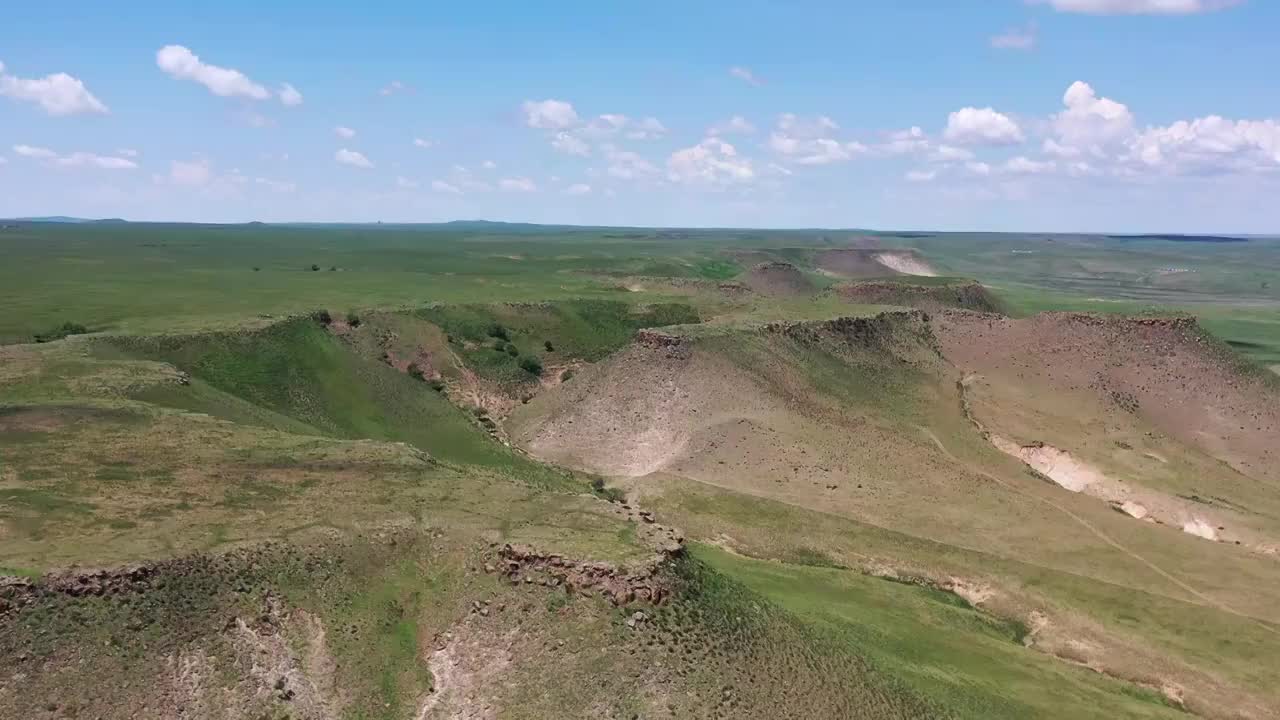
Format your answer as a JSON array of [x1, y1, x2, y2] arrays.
[[2, 0, 1279, 231]]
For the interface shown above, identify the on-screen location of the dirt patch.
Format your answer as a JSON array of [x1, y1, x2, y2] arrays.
[[990, 437, 1106, 493], [833, 280, 1001, 313], [417, 626, 514, 720], [741, 261, 815, 297], [872, 251, 938, 277], [815, 249, 902, 277]]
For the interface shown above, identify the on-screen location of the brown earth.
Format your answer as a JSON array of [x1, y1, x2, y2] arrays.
[[934, 311, 1280, 486], [815, 249, 937, 278], [741, 262, 816, 297], [833, 280, 1002, 312]]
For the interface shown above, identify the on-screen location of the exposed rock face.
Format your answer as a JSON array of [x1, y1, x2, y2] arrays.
[[493, 539, 683, 607]]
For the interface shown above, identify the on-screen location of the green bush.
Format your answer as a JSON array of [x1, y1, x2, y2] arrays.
[[487, 323, 510, 341], [519, 355, 543, 375], [34, 321, 89, 343], [310, 264, 320, 272], [347, 312, 362, 327], [544, 340, 555, 352]]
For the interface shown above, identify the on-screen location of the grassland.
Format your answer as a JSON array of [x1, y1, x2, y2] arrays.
[[2, 220, 1279, 719]]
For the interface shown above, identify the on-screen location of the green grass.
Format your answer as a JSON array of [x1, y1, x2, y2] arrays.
[[105, 318, 574, 488], [693, 545, 1185, 719]]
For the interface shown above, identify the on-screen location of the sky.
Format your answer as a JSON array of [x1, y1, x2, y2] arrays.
[[2, 0, 1279, 232]]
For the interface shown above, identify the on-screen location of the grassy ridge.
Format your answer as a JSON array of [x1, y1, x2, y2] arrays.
[[106, 317, 575, 488]]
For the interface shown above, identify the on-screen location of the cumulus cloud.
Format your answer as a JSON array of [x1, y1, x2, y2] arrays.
[[991, 22, 1037, 50], [929, 145, 975, 163], [1043, 138, 1083, 158], [413, 137, 433, 148], [521, 99, 579, 129], [12, 144, 136, 169], [499, 176, 537, 192], [602, 145, 659, 180], [565, 183, 592, 195], [729, 66, 762, 86], [54, 152, 138, 170], [769, 114, 865, 165], [1031, 0, 1240, 14], [278, 83, 303, 106], [1053, 81, 1134, 151], [966, 161, 994, 176], [944, 107, 1025, 145], [1004, 156, 1057, 174], [906, 170, 938, 182], [170, 158, 212, 185], [1129, 116, 1280, 174], [0, 60, 109, 116], [335, 149, 373, 168], [883, 126, 929, 154], [668, 138, 754, 185], [627, 116, 668, 140], [13, 144, 57, 159], [482, 160, 497, 170], [708, 115, 756, 136], [551, 131, 591, 157], [335, 126, 356, 139], [156, 45, 270, 100], [431, 179, 462, 194]]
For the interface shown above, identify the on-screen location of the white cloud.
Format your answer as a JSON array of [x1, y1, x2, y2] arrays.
[[1129, 116, 1280, 174], [667, 138, 754, 185], [1004, 156, 1057, 174], [380, 80, 406, 96], [627, 116, 668, 140], [1053, 81, 1134, 152], [883, 126, 929, 154], [991, 22, 1038, 50], [906, 170, 938, 182], [335, 126, 356, 139], [929, 145, 975, 163], [431, 180, 462, 194], [769, 114, 864, 165], [54, 152, 137, 170], [602, 145, 659, 180], [278, 83, 303, 106], [335, 149, 373, 169], [413, 137, 433, 148], [156, 45, 270, 100], [565, 183, 592, 195], [966, 161, 994, 176], [0, 60, 109, 116], [521, 99, 579, 129], [944, 107, 1025, 145], [481, 160, 497, 170], [499, 176, 537, 192], [729, 66, 762, 86], [116, 148, 140, 158], [254, 177, 296, 192], [1032, 0, 1240, 14], [12, 144, 135, 169], [395, 176, 419, 189], [708, 115, 756, 136], [1043, 138, 1083, 158], [170, 158, 212, 186], [551, 131, 591, 156], [13, 144, 57, 159]]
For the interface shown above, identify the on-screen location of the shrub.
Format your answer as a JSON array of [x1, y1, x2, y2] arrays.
[[252, 267, 260, 272], [329, 265, 337, 272], [312, 309, 333, 325], [34, 321, 89, 343], [590, 477, 625, 503], [347, 312, 362, 327], [519, 356, 543, 375], [559, 368, 574, 383], [544, 340, 555, 352], [407, 362, 426, 380], [487, 323, 510, 341], [506, 344, 520, 357], [427, 378, 445, 392], [310, 264, 320, 272]]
